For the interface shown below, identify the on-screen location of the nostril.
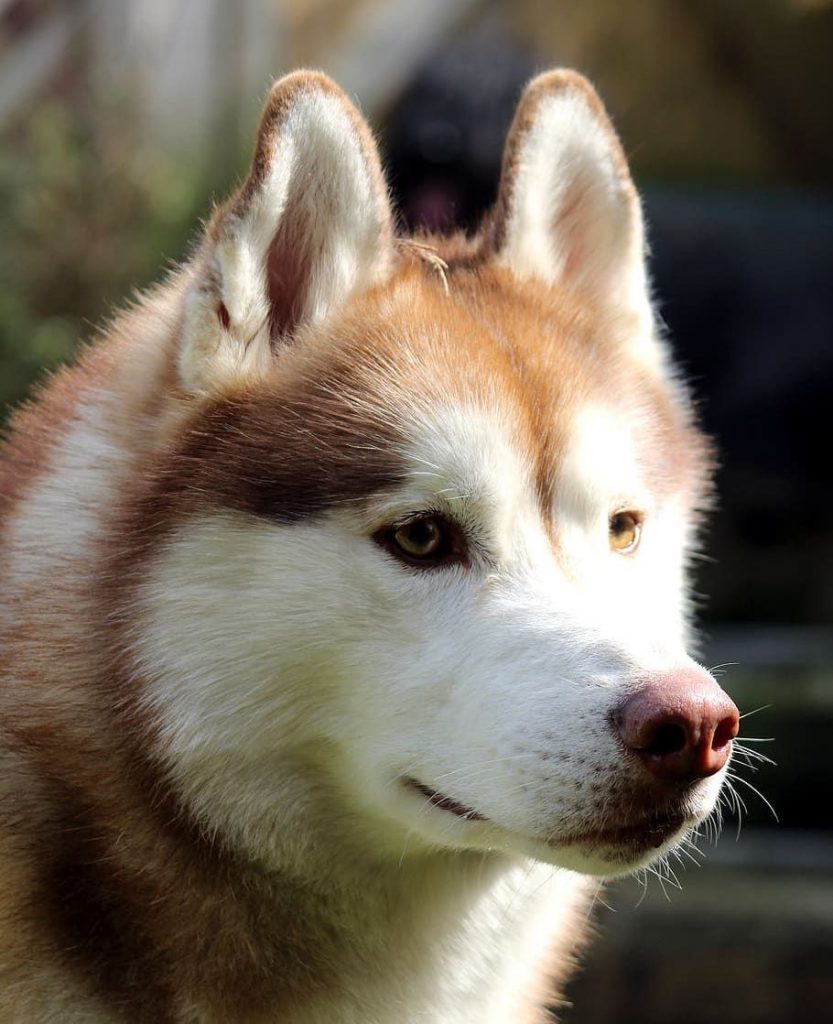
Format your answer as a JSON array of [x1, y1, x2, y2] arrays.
[[644, 721, 688, 757], [712, 713, 739, 751]]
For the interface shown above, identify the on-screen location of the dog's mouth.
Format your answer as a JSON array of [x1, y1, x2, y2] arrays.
[[403, 778, 691, 859], [405, 778, 488, 822], [561, 811, 689, 855]]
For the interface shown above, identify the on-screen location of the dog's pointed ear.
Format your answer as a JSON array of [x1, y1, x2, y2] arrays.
[[180, 71, 395, 392], [487, 71, 657, 359]]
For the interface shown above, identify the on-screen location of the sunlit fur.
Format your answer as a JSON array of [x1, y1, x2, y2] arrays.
[[0, 70, 729, 1022]]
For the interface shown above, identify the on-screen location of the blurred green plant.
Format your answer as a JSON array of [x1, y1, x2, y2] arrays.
[[0, 97, 229, 418]]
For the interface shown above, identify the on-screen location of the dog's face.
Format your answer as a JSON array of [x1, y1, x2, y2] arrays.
[[128, 72, 737, 879]]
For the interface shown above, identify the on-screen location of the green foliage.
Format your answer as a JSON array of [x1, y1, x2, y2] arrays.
[[0, 98, 228, 418]]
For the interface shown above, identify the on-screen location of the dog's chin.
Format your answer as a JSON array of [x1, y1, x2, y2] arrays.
[[539, 814, 696, 877], [395, 776, 700, 877]]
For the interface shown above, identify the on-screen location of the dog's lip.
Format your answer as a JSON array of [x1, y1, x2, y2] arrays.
[[560, 811, 689, 851], [402, 778, 689, 847], [404, 778, 488, 822]]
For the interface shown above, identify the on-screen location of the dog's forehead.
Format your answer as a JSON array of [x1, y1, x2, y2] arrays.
[[324, 265, 701, 514]]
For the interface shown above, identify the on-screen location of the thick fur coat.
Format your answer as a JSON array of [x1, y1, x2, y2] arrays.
[[0, 70, 735, 1023]]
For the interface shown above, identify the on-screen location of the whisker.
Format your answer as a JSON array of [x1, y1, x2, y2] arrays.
[[590, 884, 616, 915], [739, 704, 773, 721], [725, 772, 779, 822], [707, 662, 739, 674], [634, 869, 650, 908], [722, 780, 746, 839], [648, 863, 676, 902], [733, 743, 777, 769], [679, 837, 705, 863], [430, 753, 539, 785]]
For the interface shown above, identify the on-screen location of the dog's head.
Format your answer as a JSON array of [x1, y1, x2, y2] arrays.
[[126, 71, 738, 878]]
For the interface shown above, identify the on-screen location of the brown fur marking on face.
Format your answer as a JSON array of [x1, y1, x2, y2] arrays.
[[109, 332, 411, 562]]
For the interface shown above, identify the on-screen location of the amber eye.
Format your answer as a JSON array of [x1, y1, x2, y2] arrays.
[[374, 514, 464, 568], [609, 510, 642, 553]]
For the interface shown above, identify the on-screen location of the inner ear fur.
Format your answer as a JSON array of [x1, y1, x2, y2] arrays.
[[485, 70, 654, 345], [179, 70, 395, 393]]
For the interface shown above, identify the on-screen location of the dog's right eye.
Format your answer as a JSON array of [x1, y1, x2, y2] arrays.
[[609, 510, 642, 553], [373, 514, 467, 569]]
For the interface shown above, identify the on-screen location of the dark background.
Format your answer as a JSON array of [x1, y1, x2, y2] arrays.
[[1, 2, 831, 1021]]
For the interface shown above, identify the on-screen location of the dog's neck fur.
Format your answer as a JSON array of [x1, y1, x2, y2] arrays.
[[5, 702, 589, 1024]]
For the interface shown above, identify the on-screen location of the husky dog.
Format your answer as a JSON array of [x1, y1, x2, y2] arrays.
[[0, 70, 739, 1023]]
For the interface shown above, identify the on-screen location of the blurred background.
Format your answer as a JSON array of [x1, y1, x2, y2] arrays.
[[1, 1, 831, 1021]]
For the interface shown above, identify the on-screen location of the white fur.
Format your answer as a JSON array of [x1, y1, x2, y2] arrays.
[[4, 398, 121, 592], [555, 402, 691, 652]]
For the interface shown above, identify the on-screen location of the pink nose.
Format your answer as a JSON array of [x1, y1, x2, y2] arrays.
[[612, 669, 740, 782]]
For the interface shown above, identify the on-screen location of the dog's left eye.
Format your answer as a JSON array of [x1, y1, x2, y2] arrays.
[[374, 514, 465, 568]]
